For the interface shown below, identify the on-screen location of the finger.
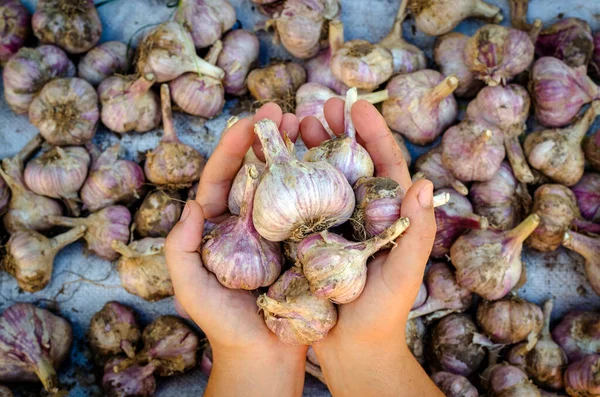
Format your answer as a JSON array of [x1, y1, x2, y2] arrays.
[[251, 103, 284, 161], [300, 116, 330, 149], [323, 97, 345, 136], [383, 179, 436, 294], [197, 118, 254, 220], [280, 113, 300, 143], [351, 100, 412, 190]]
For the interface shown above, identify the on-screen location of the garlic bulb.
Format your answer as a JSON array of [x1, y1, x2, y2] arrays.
[[536, 18, 594, 68], [248, 61, 306, 109], [144, 85, 206, 186], [202, 165, 283, 290], [78, 41, 131, 86], [450, 214, 540, 300], [170, 41, 225, 118], [3, 226, 86, 292], [80, 144, 145, 212], [3, 45, 76, 114], [531, 57, 599, 127], [406, 317, 427, 365], [217, 29, 260, 96], [464, 25, 534, 86], [466, 84, 534, 184], [98, 73, 161, 134], [413, 282, 427, 309], [563, 231, 600, 296], [252, 118, 355, 242], [89, 302, 141, 359], [410, 0, 502, 37], [584, 129, 600, 171], [413, 146, 468, 195], [383, 71, 458, 145], [299, 217, 410, 304], [431, 372, 478, 397], [487, 364, 541, 396], [470, 162, 532, 231], [571, 173, 600, 222], [441, 120, 505, 182], [330, 39, 393, 92], [103, 358, 156, 397], [551, 311, 600, 363], [433, 33, 483, 98], [228, 163, 267, 216], [257, 267, 337, 345], [134, 190, 182, 238], [47, 205, 131, 261], [136, 21, 224, 83], [29, 77, 99, 146], [304, 88, 374, 185], [112, 238, 173, 302], [32, 0, 101, 54], [0, 0, 30, 66], [524, 101, 600, 187], [0, 303, 72, 393], [304, 20, 348, 95], [23, 146, 90, 215], [0, 173, 9, 216], [477, 297, 543, 346], [565, 354, 600, 397], [174, 0, 236, 49]]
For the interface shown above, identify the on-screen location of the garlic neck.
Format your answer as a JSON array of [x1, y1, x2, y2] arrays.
[[509, 0, 529, 30], [191, 53, 225, 80], [15, 135, 42, 165], [111, 240, 140, 258], [379, 0, 408, 49], [453, 212, 489, 230], [49, 225, 86, 252], [528, 19, 543, 43], [541, 300, 553, 338], [563, 231, 599, 262], [0, 165, 25, 193], [94, 145, 121, 171], [160, 84, 179, 143], [254, 119, 294, 165], [46, 215, 82, 228], [360, 216, 410, 256], [471, 0, 503, 23], [422, 75, 459, 109], [205, 40, 223, 66], [506, 213, 540, 244], [571, 101, 600, 142], [358, 89, 389, 104], [344, 88, 358, 139], [239, 165, 260, 223], [130, 74, 155, 97], [328, 20, 344, 54]]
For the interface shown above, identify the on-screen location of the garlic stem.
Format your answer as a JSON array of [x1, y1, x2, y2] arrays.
[[451, 181, 469, 196], [563, 231, 597, 262], [49, 225, 86, 251], [45, 215, 83, 228], [33, 356, 60, 393], [473, 129, 493, 152], [507, 213, 540, 243], [15, 134, 43, 165], [0, 167, 24, 194], [541, 299, 553, 337], [528, 19, 543, 43], [379, 0, 408, 47], [130, 74, 156, 96], [433, 192, 450, 208], [455, 213, 489, 230], [121, 340, 136, 358], [160, 84, 179, 143], [504, 135, 535, 184], [344, 88, 358, 139], [359, 216, 410, 257], [111, 241, 140, 258], [190, 52, 225, 80], [329, 20, 344, 54], [205, 40, 223, 66], [422, 75, 459, 108], [239, 165, 259, 224], [257, 295, 294, 317], [358, 89, 389, 104], [572, 101, 600, 142], [254, 119, 294, 164], [472, 0, 503, 23], [509, 0, 529, 30]]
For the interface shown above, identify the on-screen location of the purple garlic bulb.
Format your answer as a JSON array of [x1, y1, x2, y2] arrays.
[[89, 302, 141, 359], [413, 146, 468, 196], [434, 33, 483, 98], [99, 73, 161, 134], [441, 120, 505, 182], [563, 231, 600, 297], [552, 311, 600, 362], [406, 317, 427, 365], [80, 144, 145, 212], [525, 101, 600, 187], [257, 267, 338, 345], [565, 354, 600, 396], [228, 163, 266, 215], [487, 364, 541, 396], [450, 214, 540, 300], [136, 21, 224, 83], [299, 217, 410, 304], [78, 41, 131, 86], [112, 238, 174, 302], [571, 173, 600, 222], [134, 190, 182, 238], [584, 129, 600, 172], [383, 70, 458, 145], [29, 77, 99, 146], [470, 162, 532, 231], [0, 172, 9, 216], [466, 84, 534, 183], [46, 205, 131, 261], [170, 41, 225, 118], [217, 29, 259, 96], [23, 146, 90, 215], [413, 282, 427, 309], [144, 85, 206, 186], [202, 164, 283, 290], [252, 118, 355, 242], [429, 313, 487, 376], [464, 24, 534, 86], [174, 0, 236, 49], [304, 88, 374, 185], [531, 57, 599, 128], [103, 358, 156, 397], [248, 61, 306, 110], [304, 20, 348, 95], [432, 188, 489, 258], [2, 45, 75, 114], [0, 0, 30, 66], [409, 262, 473, 320], [536, 18, 594, 68], [477, 297, 543, 346], [431, 372, 478, 397], [200, 343, 213, 376], [0, 303, 72, 393]]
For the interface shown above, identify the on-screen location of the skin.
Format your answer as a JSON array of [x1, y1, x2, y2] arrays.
[[165, 100, 443, 397]]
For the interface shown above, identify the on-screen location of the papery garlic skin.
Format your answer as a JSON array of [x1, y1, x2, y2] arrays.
[[257, 267, 337, 345], [217, 30, 259, 96], [78, 41, 131, 86], [252, 119, 355, 242], [174, 0, 236, 49], [571, 173, 600, 222], [413, 146, 468, 195], [565, 354, 600, 397], [531, 57, 599, 128], [3, 45, 76, 114], [331, 40, 393, 92], [488, 364, 541, 396], [32, 0, 101, 54], [434, 33, 483, 98], [552, 311, 600, 363], [0, 0, 30, 67], [431, 372, 478, 397], [134, 190, 182, 238], [228, 163, 266, 216], [477, 297, 543, 346], [383, 71, 458, 145], [585, 129, 600, 172], [304, 20, 348, 95], [450, 214, 540, 300], [103, 358, 156, 397], [535, 18, 594, 68], [99, 73, 161, 134], [0, 303, 72, 393], [563, 231, 600, 297], [89, 302, 141, 359], [29, 77, 99, 146], [248, 62, 306, 104]]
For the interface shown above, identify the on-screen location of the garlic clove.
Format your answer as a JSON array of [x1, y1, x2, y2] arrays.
[[535, 18, 594, 68], [0, 0, 30, 67], [564, 354, 600, 397], [78, 41, 131, 86], [248, 62, 306, 112], [89, 302, 141, 359], [413, 146, 468, 195], [217, 29, 260, 96], [584, 129, 600, 172], [433, 32, 483, 98], [563, 231, 600, 297], [431, 371, 478, 397], [257, 267, 338, 345], [227, 163, 266, 216], [134, 190, 182, 238], [487, 364, 542, 396], [174, 0, 236, 49], [102, 358, 156, 397], [551, 311, 600, 363], [571, 173, 600, 222], [0, 303, 72, 393], [477, 297, 543, 346]]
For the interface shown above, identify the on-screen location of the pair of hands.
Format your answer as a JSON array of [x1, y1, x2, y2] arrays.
[[165, 98, 441, 396]]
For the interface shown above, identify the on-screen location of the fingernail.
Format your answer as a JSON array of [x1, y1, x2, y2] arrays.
[[418, 182, 434, 209], [179, 201, 191, 222]]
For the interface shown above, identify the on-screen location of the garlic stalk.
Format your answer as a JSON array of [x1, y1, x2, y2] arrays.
[[563, 231, 600, 297]]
